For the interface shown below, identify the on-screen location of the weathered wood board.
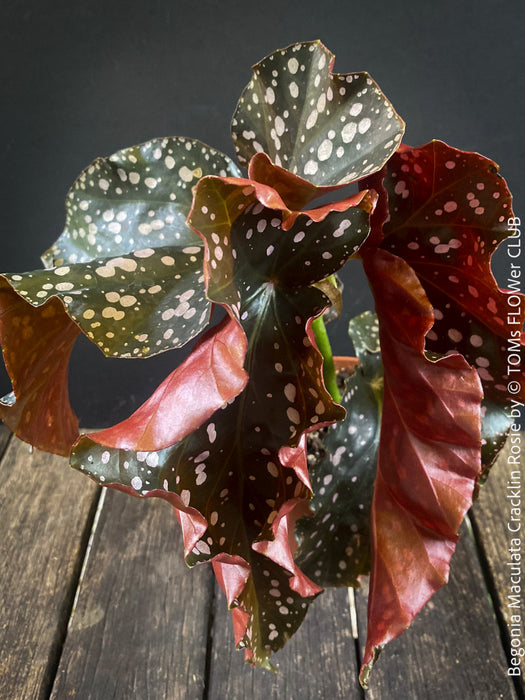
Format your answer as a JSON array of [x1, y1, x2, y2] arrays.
[[0, 431, 99, 700], [471, 434, 525, 653], [1, 425, 522, 699], [51, 489, 215, 700], [355, 520, 517, 700], [207, 583, 361, 699]]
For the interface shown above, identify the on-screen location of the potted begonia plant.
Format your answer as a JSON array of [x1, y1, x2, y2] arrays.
[[0, 41, 522, 685]]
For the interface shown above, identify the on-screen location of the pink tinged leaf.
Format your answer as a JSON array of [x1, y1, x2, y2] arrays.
[[176, 506, 209, 558], [73, 173, 374, 668], [188, 175, 376, 314], [377, 140, 524, 402], [360, 250, 483, 686], [231, 607, 251, 649], [0, 280, 80, 455], [278, 435, 312, 492], [212, 554, 251, 607], [252, 498, 323, 599], [249, 152, 370, 210], [86, 316, 248, 451]]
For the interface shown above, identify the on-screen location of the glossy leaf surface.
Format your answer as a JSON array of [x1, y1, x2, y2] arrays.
[[43, 137, 241, 266], [376, 141, 525, 402], [296, 312, 382, 587], [479, 399, 512, 486], [360, 249, 483, 686], [3, 246, 210, 358], [232, 41, 404, 186]]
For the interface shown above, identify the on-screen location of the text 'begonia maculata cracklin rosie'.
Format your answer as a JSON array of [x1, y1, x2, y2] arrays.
[[0, 40, 523, 685]]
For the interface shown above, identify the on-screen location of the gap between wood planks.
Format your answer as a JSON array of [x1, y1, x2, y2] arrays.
[[2, 423, 520, 698], [43, 487, 103, 699]]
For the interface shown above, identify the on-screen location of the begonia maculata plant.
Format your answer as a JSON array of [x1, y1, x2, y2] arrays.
[[0, 41, 523, 685]]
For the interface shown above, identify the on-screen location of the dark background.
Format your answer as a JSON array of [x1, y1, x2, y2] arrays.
[[1, 0, 523, 427]]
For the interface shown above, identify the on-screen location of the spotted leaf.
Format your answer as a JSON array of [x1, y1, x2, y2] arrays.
[[375, 141, 525, 402], [295, 311, 382, 587], [232, 41, 404, 186], [71, 179, 374, 666], [188, 176, 376, 319], [72, 375, 319, 667], [0, 281, 80, 455], [2, 245, 210, 359], [42, 137, 241, 267], [359, 249, 483, 687], [0, 139, 241, 450]]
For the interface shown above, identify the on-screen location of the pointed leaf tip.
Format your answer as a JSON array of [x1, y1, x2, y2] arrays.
[[361, 250, 483, 677]]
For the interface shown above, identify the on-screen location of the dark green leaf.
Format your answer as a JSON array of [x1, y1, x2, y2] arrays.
[[478, 399, 512, 487], [3, 246, 209, 357], [1, 139, 242, 362], [43, 137, 241, 266], [296, 312, 381, 586], [232, 41, 404, 186]]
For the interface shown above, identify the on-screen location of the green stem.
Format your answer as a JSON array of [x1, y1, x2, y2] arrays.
[[311, 314, 342, 403]]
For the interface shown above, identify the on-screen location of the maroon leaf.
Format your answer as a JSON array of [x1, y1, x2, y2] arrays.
[[0, 280, 80, 455], [372, 141, 524, 402], [86, 315, 248, 451], [359, 249, 483, 686]]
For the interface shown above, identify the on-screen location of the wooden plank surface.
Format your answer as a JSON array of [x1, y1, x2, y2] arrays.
[[0, 424, 11, 459], [0, 432, 99, 700], [207, 583, 361, 699], [471, 434, 525, 656], [51, 488, 215, 700], [355, 526, 517, 699], [353, 436, 524, 700], [1, 425, 520, 698]]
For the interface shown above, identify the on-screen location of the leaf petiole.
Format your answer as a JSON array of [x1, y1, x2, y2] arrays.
[[311, 314, 342, 404]]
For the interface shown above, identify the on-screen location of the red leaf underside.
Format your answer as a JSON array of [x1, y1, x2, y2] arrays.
[[0, 281, 80, 455], [360, 249, 482, 686], [87, 315, 248, 451]]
